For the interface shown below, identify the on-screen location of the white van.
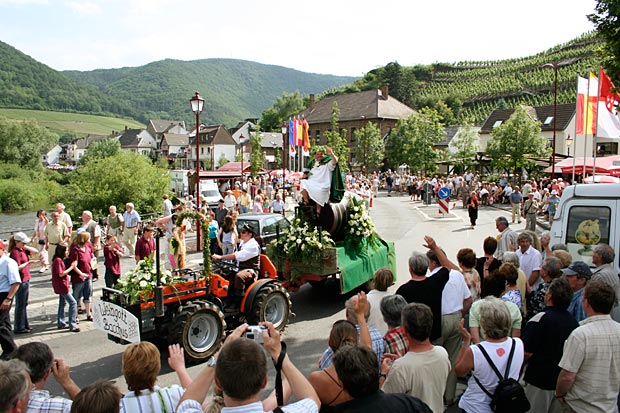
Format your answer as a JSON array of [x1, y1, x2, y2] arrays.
[[550, 183, 620, 272], [200, 180, 222, 210]]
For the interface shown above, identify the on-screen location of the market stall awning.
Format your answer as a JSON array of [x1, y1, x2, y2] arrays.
[[558, 155, 620, 177]]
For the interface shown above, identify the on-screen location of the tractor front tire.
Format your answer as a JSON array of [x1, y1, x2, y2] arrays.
[[170, 300, 226, 363], [247, 283, 291, 331]]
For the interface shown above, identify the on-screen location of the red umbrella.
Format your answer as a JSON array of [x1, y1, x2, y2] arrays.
[[583, 175, 620, 183]]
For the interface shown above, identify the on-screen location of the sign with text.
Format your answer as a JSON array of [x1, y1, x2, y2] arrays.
[[92, 299, 140, 343]]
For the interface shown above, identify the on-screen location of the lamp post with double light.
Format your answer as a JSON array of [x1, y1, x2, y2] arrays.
[[543, 63, 558, 179], [190, 91, 204, 251]]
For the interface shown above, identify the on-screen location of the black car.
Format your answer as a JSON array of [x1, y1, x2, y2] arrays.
[[235, 213, 290, 253]]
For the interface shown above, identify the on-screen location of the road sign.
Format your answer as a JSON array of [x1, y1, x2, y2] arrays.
[[438, 198, 450, 215], [438, 187, 451, 199]]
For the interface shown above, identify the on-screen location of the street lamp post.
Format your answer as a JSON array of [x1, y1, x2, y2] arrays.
[[543, 63, 558, 179], [240, 134, 245, 180], [281, 122, 287, 191], [566, 134, 574, 183], [190, 91, 204, 251]]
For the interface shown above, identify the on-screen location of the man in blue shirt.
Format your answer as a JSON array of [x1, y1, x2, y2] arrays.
[[0, 239, 20, 360], [564, 261, 592, 323]]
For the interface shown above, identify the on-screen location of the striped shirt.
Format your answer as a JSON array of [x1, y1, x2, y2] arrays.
[[28, 389, 72, 413], [123, 210, 141, 229], [559, 315, 620, 413], [120, 385, 184, 413]]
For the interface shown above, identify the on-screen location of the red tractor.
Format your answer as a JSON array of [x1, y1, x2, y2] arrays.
[[102, 251, 292, 363]]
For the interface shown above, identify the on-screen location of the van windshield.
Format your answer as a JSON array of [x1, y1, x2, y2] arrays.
[[202, 190, 220, 198]]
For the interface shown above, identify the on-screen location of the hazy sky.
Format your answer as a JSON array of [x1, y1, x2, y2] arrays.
[[0, 0, 596, 77]]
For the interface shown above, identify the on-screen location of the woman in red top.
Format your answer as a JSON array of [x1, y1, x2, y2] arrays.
[[70, 231, 94, 322], [8, 231, 39, 334], [467, 190, 479, 229], [52, 242, 79, 332]]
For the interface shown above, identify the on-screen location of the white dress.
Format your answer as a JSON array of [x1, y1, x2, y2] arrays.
[[300, 161, 336, 206]]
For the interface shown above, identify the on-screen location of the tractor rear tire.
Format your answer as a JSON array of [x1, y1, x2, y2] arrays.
[[247, 283, 291, 331], [170, 300, 226, 363]]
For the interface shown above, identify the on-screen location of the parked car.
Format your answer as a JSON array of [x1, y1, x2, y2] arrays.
[[236, 213, 290, 253]]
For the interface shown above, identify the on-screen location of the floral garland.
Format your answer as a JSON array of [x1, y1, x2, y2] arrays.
[[115, 257, 180, 305], [344, 197, 379, 252], [175, 211, 211, 278], [268, 217, 335, 263]]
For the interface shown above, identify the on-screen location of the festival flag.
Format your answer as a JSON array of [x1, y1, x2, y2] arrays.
[[295, 117, 303, 146], [596, 68, 620, 139], [302, 117, 310, 152], [288, 118, 296, 153], [576, 74, 598, 135]]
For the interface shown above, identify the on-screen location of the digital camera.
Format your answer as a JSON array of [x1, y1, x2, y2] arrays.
[[244, 325, 268, 344]]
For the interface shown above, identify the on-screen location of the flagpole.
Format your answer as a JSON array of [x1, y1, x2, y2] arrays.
[[572, 75, 578, 184], [583, 75, 592, 179], [593, 68, 602, 178]]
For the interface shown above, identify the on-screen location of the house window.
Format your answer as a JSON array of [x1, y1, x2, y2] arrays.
[[201, 147, 204, 155], [492, 120, 503, 128], [315, 130, 321, 145], [544, 116, 554, 125], [597, 143, 618, 156], [351, 127, 357, 145]]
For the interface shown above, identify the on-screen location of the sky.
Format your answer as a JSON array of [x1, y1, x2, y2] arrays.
[[0, 0, 597, 77]]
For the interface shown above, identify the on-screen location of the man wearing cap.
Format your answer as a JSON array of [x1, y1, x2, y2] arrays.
[[223, 190, 237, 211], [555, 280, 620, 413], [300, 145, 344, 214], [564, 261, 592, 323], [9, 232, 38, 335], [134, 226, 156, 263], [0, 239, 20, 359], [44, 212, 70, 260], [522, 192, 538, 232], [211, 223, 260, 310], [547, 190, 560, 223], [122, 203, 141, 258]]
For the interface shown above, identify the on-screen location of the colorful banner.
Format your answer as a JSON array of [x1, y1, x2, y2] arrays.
[[302, 118, 310, 152], [288, 118, 295, 153], [576, 75, 598, 135], [597, 68, 620, 139]]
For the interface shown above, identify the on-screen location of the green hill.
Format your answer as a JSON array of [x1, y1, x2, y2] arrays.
[[0, 40, 141, 122], [63, 59, 358, 127], [334, 33, 601, 125]]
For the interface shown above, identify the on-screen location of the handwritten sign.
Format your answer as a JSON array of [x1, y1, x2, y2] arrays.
[[92, 299, 141, 343]]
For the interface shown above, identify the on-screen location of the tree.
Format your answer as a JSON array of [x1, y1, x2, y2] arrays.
[[486, 106, 550, 177], [218, 153, 228, 168], [323, 102, 350, 171], [353, 122, 384, 173], [387, 108, 445, 175], [589, 0, 620, 81], [259, 91, 306, 131], [64, 152, 170, 216], [0, 117, 58, 169], [249, 131, 266, 176], [79, 139, 121, 165], [449, 124, 479, 174]]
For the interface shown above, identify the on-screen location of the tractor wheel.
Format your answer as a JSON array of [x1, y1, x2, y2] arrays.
[[247, 283, 291, 331], [170, 300, 226, 363]]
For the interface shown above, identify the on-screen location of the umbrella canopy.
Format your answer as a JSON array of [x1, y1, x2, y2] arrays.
[[583, 175, 620, 183], [558, 155, 620, 177]]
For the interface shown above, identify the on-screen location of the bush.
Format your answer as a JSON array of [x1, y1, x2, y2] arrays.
[[0, 180, 36, 211]]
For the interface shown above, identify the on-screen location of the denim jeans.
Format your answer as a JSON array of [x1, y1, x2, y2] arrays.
[[72, 279, 92, 303], [13, 281, 29, 332], [57, 293, 78, 329]]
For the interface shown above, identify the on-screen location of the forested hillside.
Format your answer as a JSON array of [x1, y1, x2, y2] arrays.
[[0, 40, 140, 121], [328, 33, 601, 125], [64, 59, 357, 126]]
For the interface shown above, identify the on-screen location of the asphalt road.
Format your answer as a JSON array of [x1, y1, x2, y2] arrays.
[[14, 193, 519, 410]]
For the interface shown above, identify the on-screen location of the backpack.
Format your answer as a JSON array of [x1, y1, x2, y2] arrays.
[[473, 338, 530, 413]]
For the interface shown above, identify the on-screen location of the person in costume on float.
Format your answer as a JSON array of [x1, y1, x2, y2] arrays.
[[300, 145, 345, 214]]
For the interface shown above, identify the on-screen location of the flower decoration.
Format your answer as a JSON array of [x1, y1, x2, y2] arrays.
[[268, 217, 335, 263], [344, 197, 378, 251], [115, 257, 181, 305]]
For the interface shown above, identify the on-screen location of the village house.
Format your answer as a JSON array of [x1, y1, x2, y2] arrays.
[[188, 124, 237, 170], [117, 128, 157, 157]]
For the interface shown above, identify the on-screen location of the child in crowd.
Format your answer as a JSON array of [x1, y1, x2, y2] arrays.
[[103, 234, 123, 288]]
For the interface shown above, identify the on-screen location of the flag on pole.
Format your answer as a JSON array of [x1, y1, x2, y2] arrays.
[[295, 117, 303, 146], [302, 117, 310, 152], [288, 118, 296, 154], [596, 68, 620, 139], [576, 75, 598, 135]]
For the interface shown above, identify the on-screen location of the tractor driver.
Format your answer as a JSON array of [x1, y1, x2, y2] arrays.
[[211, 223, 260, 308]]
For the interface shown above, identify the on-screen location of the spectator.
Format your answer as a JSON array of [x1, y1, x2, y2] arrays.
[[515, 232, 543, 290], [498, 263, 522, 311], [51, 242, 79, 332], [379, 295, 408, 358], [238, 189, 251, 214], [8, 232, 38, 335], [45, 212, 70, 260], [71, 381, 122, 413], [162, 194, 173, 217], [493, 217, 518, 260], [591, 244, 620, 322], [502, 252, 529, 315], [12, 342, 81, 411], [319, 292, 384, 369], [381, 303, 450, 413], [223, 190, 237, 211], [207, 211, 220, 256], [539, 231, 552, 260], [122, 203, 141, 258], [33, 209, 49, 273], [0, 239, 20, 360], [79, 211, 101, 282], [523, 193, 538, 232], [134, 226, 156, 263], [0, 359, 32, 413], [270, 193, 286, 215], [522, 278, 577, 412], [476, 237, 501, 293], [70, 231, 94, 323], [366, 268, 394, 335], [217, 215, 238, 256], [526, 256, 563, 321], [455, 297, 525, 413], [546, 190, 560, 223], [177, 323, 320, 413], [55, 203, 73, 237], [564, 261, 592, 323], [106, 205, 124, 238], [467, 190, 479, 228], [457, 248, 481, 302], [332, 345, 431, 412], [120, 343, 190, 413], [555, 280, 620, 412], [509, 186, 523, 224], [103, 235, 123, 289]]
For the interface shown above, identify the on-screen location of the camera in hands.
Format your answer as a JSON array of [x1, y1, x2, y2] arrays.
[[244, 325, 268, 344]]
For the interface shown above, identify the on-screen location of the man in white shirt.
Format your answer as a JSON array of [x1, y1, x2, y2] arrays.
[[516, 232, 543, 289], [223, 190, 237, 210], [494, 217, 518, 259], [162, 194, 173, 216]]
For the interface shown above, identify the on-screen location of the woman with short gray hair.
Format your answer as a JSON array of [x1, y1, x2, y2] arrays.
[[455, 297, 525, 413], [502, 252, 529, 314]]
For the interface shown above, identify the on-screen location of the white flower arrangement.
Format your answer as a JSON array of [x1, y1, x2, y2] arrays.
[[344, 197, 378, 250], [269, 218, 335, 263], [115, 257, 179, 305]]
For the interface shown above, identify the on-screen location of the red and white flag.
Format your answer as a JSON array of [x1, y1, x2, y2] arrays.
[[576, 74, 598, 135], [597, 68, 620, 139]]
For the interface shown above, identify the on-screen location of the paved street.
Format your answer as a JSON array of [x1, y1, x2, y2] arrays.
[[13, 192, 535, 411]]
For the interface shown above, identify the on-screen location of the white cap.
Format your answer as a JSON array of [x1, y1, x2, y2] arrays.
[[13, 232, 31, 243], [551, 190, 558, 195]]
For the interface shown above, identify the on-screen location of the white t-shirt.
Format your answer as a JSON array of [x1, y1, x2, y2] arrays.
[[366, 289, 390, 335], [516, 245, 543, 290], [428, 267, 471, 314]]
